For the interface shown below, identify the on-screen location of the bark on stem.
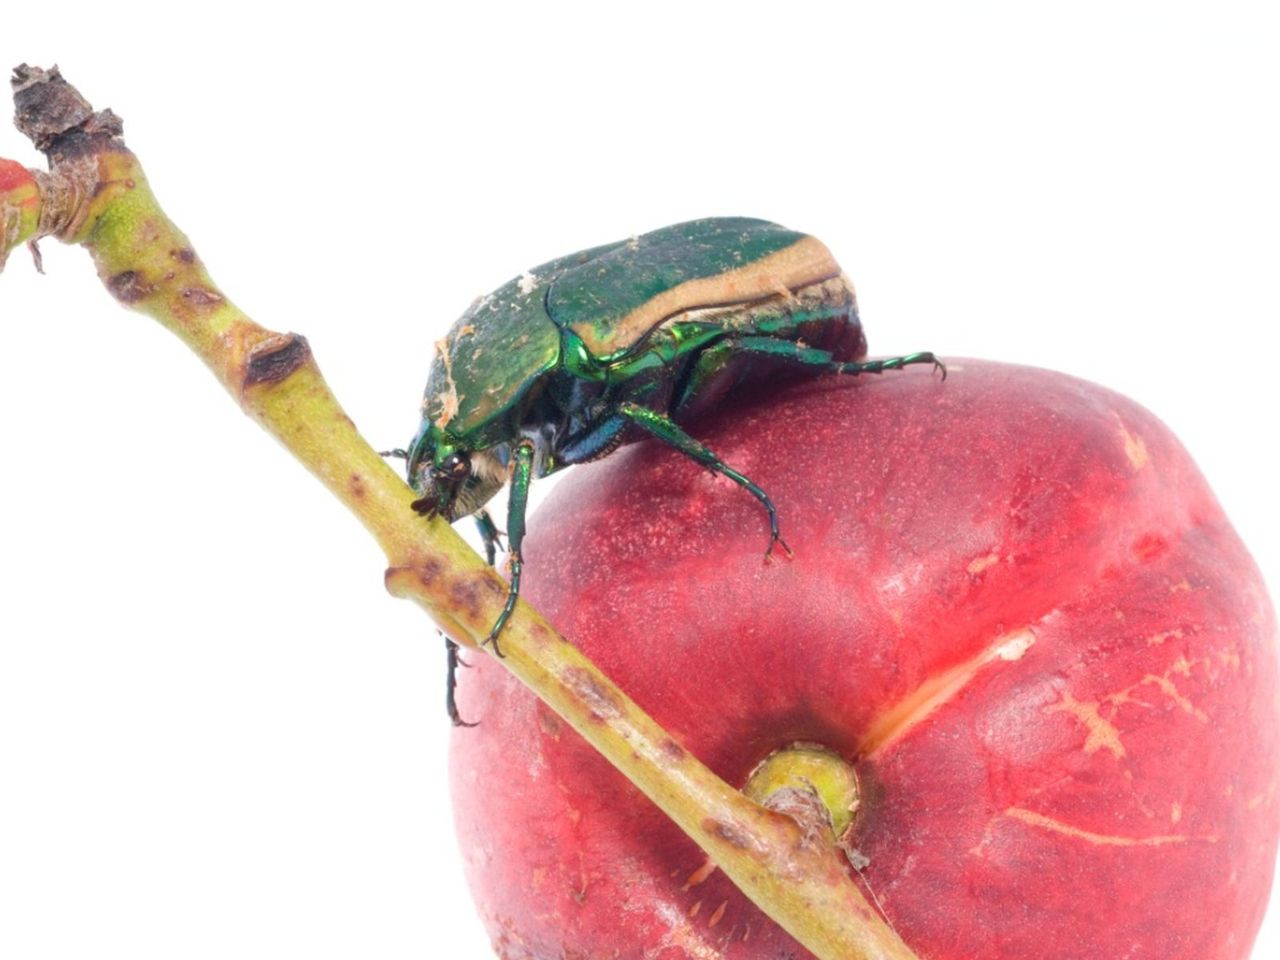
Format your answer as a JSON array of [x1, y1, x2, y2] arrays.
[[2, 65, 920, 960]]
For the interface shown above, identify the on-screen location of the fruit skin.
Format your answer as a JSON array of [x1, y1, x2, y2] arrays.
[[449, 360, 1280, 960]]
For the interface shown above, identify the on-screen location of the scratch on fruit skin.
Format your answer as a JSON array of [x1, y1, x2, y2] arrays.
[[1139, 673, 1209, 721], [1114, 414, 1150, 469], [860, 625, 1038, 757], [1107, 656, 1212, 723], [682, 858, 717, 890], [1247, 784, 1277, 810], [1004, 806, 1218, 847], [1047, 692, 1127, 759], [1047, 653, 1213, 760], [645, 901, 723, 960], [966, 552, 1000, 576]]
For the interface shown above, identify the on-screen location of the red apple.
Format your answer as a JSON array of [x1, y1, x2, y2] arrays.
[[449, 360, 1280, 959]]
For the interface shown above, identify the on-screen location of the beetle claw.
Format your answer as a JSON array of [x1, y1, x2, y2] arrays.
[[764, 533, 794, 562]]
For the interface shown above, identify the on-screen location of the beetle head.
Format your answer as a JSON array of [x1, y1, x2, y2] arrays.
[[405, 424, 504, 522]]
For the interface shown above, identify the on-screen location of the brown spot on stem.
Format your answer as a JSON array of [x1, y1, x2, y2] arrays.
[[416, 557, 444, 585], [348, 473, 366, 500], [562, 667, 623, 722], [449, 578, 484, 620], [703, 817, 751, 850], [181, 286, 223, 309], [448, 573, 502, 622], [660, 738, 687, 763], [244, 333, 311, 385], [171, 247, 196, 263], [107, 270, 153, 303]]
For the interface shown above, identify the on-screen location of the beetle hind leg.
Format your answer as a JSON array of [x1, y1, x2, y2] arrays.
[[833, 351, 946, 379], [617, 402, 792, 560]]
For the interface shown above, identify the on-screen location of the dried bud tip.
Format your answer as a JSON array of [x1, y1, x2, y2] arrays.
[[10, 63, 124, 158]]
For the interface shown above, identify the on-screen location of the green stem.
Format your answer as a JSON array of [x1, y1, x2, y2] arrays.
[[1, 65, 920, 960]]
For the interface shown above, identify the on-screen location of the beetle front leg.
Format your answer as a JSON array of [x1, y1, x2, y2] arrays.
[[473, 509, 504, 567], [617, 402, 791, 559], [486, 439, 535, 654], [444, 639, 477, 728], [438, 509, 505, 727]]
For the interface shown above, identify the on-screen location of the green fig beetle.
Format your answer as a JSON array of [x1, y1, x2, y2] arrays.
[[394, 217, 941, 723]]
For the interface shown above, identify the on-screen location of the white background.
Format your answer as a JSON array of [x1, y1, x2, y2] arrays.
[[1, 2, 1277, 957]]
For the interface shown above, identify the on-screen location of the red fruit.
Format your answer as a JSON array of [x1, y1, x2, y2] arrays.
[[0, 157, 36, 192], [449, 360, 1279, 959]]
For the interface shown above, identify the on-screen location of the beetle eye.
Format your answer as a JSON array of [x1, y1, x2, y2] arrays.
[[438, 452, 471, 481]]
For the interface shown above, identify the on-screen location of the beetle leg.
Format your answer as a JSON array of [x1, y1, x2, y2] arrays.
[[676, 339, 944, 418], [441, 510, 505, 727], [378, 448, 409, 460], [617, 402, 792, 559], [714, 336, 944, 379], [486, 439, 536, 654], [473, 509, 505, 567], [833, 351, 946, 379], [444, 638, 477, 728]]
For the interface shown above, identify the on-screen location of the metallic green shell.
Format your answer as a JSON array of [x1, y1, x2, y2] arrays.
[[421, 218, 829, 444], [421, 239, 628, 445], [546, 218, 811, 361]]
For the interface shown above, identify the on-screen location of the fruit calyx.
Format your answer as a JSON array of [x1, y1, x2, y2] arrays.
[[742, 743, 861, 849]]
